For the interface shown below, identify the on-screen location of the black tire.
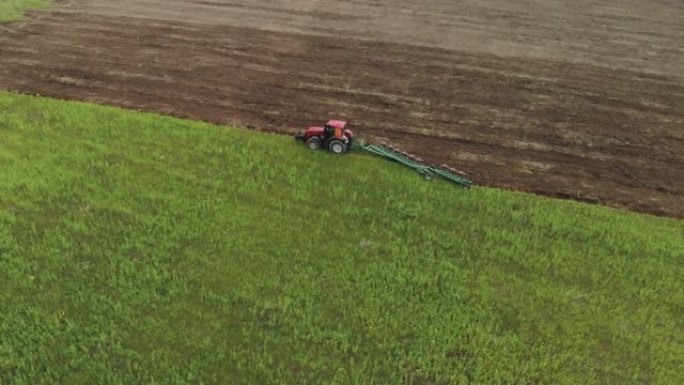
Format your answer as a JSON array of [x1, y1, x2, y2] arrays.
[[328, 139, 348, 154], [306, 137, 322, 150]]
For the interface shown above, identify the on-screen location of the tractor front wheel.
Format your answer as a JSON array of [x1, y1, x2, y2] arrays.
[[306, 137, 322, 150], [328, 139, 348, 154]]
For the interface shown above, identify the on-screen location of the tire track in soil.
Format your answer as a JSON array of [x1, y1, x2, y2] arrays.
[[1, 12, 683, 217]]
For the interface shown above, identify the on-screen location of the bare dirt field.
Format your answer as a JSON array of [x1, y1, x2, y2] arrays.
[[1, 0, 683, 217]]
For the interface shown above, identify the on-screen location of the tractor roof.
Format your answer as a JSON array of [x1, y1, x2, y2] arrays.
[[326, 120, 347, 129]]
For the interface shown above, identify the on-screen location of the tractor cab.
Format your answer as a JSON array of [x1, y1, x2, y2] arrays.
[[324, 120, 347, 140], [295, 119, 354, 154]]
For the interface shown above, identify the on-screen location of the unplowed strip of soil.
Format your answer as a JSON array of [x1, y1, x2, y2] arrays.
[[59, 0, 684, 77], [1, 12, 683, 217]]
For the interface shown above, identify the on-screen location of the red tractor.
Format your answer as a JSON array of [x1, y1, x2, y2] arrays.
[[295, 120, 354, 154]]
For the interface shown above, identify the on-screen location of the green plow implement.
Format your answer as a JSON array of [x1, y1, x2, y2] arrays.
[[352, 141, 472, 188]]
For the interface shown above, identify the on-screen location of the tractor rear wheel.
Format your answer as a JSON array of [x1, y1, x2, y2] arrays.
[[306, 137, 322, 150], [328, 139, 348, 154]]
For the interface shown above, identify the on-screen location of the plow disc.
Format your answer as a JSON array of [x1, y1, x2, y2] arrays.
[[352, 142, 472, 188]]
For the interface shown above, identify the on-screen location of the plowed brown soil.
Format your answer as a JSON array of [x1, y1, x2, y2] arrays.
[[1, 2, 683, 217]]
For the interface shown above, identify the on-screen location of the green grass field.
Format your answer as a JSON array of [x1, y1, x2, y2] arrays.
[[0, 0, 51, 22], [1, 91, 683, 384]]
